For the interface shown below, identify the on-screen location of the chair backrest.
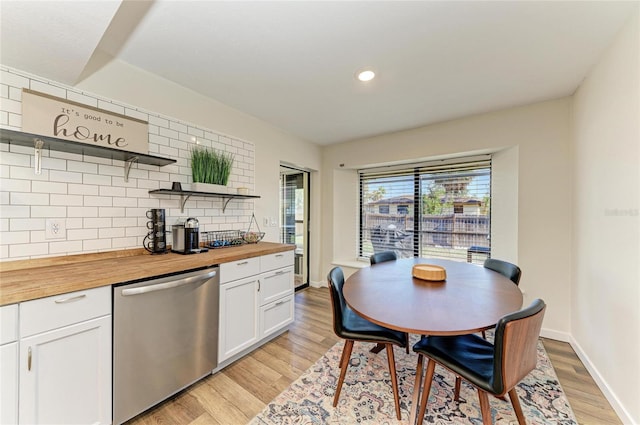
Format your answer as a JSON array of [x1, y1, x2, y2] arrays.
[[484, 258, 522, 285], [327, 267, 348, 338], [491, 299, 546, 394], [370, 250, 398, 265]]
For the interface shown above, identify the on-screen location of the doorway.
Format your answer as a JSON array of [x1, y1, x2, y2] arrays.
[[279, 166, 309, 289]]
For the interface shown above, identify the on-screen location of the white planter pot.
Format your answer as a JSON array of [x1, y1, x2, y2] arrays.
[[190, 182, 228, 193]]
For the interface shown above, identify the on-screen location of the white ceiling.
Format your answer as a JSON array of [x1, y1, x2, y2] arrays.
[[0, 1, 636, 145]]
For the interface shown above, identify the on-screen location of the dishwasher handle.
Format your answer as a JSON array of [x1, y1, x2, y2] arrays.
[[121, 270, 217, 296]]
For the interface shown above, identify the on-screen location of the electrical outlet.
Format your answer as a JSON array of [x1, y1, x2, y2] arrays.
[[45, 218, 66, 239]]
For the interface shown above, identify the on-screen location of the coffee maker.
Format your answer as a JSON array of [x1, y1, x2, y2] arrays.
[[172, 217, 200, 254], [143, 209, 167, 254]]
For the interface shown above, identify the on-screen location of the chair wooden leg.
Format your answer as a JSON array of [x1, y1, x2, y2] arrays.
[[333, 340, 354, 407], [385, 344, 401, 420], [454, 376, 461, 401], [405, 332, 410, 354], [477, 389, 492, 425], [508, 388, 526, 425], [338, 341, 350, 369], [481, 330, 487, 339], [409, 354, 424, 425], [370, 343, 385, 354], [415, 359, 436, 425]]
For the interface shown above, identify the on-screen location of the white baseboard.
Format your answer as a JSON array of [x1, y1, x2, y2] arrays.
[[569, 336, 636, 425], [540, 327, 571, 342], [309, 280, 325, 288]]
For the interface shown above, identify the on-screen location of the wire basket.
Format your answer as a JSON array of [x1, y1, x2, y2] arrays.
[[202, 230, 245, 248], [241, 213, 265, 244]]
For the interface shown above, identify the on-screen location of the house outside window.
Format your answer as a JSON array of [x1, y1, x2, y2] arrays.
[[359, 156, 491, 264]]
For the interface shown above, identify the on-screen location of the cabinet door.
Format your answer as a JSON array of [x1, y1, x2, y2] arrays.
[[258, 266, 294, 306], [19, 316, 111, 425], [260, 295, 295, 338], [0, 342, 18, 425], [219, 276, 259, 362]]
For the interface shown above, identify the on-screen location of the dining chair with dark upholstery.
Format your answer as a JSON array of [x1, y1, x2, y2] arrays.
[[410, 299, 546, 425], [484, 258, 522, 286], [369, 250, 409, 353], [369, 250, 398, 265], [481, 258, 522, 339], [327, 267, 408, 420]]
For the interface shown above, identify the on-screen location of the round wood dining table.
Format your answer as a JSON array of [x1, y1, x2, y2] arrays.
[[343, 258, 523, 335]]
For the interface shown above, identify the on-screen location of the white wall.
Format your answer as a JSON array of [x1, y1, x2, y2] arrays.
[[572, 6, 640, 424], [321, 98, 574, 336]]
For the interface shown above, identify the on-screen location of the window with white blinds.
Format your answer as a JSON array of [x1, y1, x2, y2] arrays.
[[359, 156, 491, 264]]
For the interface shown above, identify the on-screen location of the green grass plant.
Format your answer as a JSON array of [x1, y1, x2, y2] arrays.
[[191, 145, 234, 185]]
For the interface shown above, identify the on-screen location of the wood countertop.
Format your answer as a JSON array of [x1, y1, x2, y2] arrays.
[[0, 242, 294, 306]]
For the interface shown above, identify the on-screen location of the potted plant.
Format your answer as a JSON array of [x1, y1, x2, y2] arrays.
[[190, 145, 234, 193]]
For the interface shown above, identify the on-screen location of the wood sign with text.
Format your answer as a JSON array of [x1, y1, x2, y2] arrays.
[[21, 89, 149, 155]]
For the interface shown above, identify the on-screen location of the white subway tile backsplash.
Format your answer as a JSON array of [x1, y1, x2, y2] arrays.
[[83, 239, 112, 251], [10, 242, 48, 258], [0, 230, 29, 244], [49, 170, 83, 184], [99, 227, 124, 238], [67, 161, 98, 174], [83, 196, 112, 207], [68, 183, 99, 196], [83, 174, 112, 186], [83, 217, 112, 228], [1, 68, 255, 260], [98, 207, 125, 217], [67, 91, 98, 107], [29, 80, 66, 98], [1, 205, 30, 218], [67, 228, 98, 241], [112, 237, 137, 249], [50, 194, 83, 206], [11, 192, 49, 205], [67, 206, 98, 218], [49, 240, 83, 254]]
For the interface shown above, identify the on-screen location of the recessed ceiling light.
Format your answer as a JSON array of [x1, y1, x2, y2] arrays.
[[356, 69, 376, 82]]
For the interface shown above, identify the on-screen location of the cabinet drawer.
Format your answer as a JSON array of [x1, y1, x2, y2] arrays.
[[260, 250, 294, 272], [220, 257, 260, 283], [0, 304, 18, 344], [20, 286, 111, 338], [258, 267, 294, 306], [260, 295, 294, 338]]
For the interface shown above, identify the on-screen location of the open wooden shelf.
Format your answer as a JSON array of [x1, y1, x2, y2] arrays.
[[148, 189, 260, 213], [0, 128, 176, 181]]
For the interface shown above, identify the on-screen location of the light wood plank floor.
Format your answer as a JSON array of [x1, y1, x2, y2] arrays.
[[127, 287, 621, 425]]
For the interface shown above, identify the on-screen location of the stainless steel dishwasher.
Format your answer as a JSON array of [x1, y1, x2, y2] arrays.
[[112, 266, 219, 424]]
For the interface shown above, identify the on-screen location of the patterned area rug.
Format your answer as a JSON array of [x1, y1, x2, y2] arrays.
[[250, 335, 576, 424]]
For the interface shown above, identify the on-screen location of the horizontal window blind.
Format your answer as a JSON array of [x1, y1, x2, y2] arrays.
[[359, 156, 491, 264]]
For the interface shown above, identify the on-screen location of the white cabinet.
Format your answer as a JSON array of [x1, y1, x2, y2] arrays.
[[1, 304, 19, 425], [219, 251, 294, 363], [218, 274, 259, 361], [18, 287, 111, 425]]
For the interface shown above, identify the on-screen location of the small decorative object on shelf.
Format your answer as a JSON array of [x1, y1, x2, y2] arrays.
[[241, 213, 265, 244]]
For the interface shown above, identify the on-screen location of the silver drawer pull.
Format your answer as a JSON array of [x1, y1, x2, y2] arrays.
[[275, 300, 286, 306], [28, 347, 32, 371], [237, 261, 249, 266], [54, 294, 87, 304], [275, 270, 285, 275], [275, 254, 284, 258]]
